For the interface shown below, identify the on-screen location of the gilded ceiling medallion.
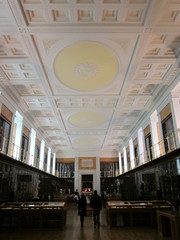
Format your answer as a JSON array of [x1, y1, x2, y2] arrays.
[[54, 42, 118, 91]]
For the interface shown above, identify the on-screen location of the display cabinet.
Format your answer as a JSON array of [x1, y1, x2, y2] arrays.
[[0, 202, 66, 228], [107, 200, 172, 228]]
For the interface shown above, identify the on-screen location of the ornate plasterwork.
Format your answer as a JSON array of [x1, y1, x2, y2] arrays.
[[75, 63, 98, 79], [110, 39, 130, 53], [43, 39, 59, 52]]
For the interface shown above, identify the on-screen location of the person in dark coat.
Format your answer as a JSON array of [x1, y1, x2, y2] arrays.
[[78, 192, 87, 228], [90, 190, 102, 228]]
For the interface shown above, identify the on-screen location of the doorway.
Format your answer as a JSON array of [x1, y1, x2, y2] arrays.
[[82, 175, 93, 192]]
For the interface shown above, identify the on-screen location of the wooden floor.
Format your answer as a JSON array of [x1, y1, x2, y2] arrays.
[[0, 203, 159, 240]]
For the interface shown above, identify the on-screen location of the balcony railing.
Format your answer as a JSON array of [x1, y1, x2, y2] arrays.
[[33, 158, 40, 168], [55, 170, 74, 178], [0, 137, 49, 173], [122, 129, 180, 174], [0, 129, 180, 177]]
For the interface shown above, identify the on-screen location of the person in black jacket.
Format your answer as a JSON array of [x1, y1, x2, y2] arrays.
[[78, 192, 87, 228], [90, 190, 102, 228]]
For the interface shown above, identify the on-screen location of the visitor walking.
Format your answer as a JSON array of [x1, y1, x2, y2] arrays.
[[90, 190, 102, 228], [78, 192, 87, 228]]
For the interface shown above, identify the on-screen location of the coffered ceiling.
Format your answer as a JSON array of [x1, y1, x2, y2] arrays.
[[0, 0, 180, 157]]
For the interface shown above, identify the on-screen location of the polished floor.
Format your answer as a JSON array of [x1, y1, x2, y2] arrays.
[[0, 203, 159, 240]]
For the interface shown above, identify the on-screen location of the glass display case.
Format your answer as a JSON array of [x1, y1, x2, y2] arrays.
[[107, 200, 172, 228], [0, 202, 66, 228]]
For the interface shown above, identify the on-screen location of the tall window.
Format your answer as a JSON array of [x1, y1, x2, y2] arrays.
[[145, 133, 153, 161], [126, 147, 130, 170], [44, 152, 48, 171], [134, 145, 138, 166], [34, 145, 40, 168], [133, 138, 138, 167], [121, 155, 124, 173], [144, 125, 153, 162], [0, 116, 11, 154], [21, 135, 29, 162], [162, 115, 175, 153], [50, 156, 53, 174]]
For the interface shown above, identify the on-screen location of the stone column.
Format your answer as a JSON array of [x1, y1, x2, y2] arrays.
[[74, 156, 79, 192], [118, 152, 122, 175], [95, 157, 100, 193], [138, 127, 145, 165], [123, 146, 127, 172], [129, 138, 135, 169], [150, 110, 162, 159], [52, 153, 56, 176]]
